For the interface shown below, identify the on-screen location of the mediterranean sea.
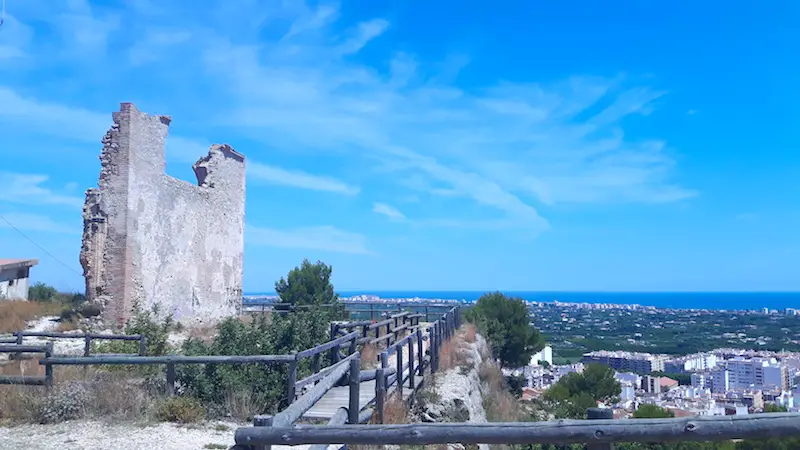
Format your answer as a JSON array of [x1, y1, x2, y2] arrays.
[[244, 291, 800, 311]]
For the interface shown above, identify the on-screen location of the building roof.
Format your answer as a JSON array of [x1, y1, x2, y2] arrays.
[[0, 259, 39, 271]]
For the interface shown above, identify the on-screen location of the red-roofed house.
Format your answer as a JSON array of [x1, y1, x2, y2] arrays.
[[660, 377, 679, 390], [0, 259, 38, 300]]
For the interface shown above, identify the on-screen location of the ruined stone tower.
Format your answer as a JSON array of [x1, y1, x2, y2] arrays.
[[80, 103, 246, 326]]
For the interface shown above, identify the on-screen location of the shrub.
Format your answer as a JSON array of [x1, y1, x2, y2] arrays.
[[93, 302, 173, 357], [38, 381, 89, 423], [28, 282, 58, 302], [156, 396, 205, 423], [178, 308, 335, 415]]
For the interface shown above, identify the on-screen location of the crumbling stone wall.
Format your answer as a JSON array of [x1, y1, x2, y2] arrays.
[[80, 103, 246, 326]]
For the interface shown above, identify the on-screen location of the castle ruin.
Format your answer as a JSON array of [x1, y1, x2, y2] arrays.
[[79, 103, 246, 326]]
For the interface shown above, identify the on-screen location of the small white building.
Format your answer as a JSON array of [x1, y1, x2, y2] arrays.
[[0, 259, 38, 300], [530, 345, 553, 366]]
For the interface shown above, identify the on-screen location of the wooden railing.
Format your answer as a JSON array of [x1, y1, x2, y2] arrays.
[[0, 330, 147, 356], [232, 306, 463, 449], [243, 300, 463, 322], [232, 410, 800, 449]]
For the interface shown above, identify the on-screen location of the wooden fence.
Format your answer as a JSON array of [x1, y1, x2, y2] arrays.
[[232, 409, 800, 450], [232, 306, 463, 449], [0, 331, 147, 356]]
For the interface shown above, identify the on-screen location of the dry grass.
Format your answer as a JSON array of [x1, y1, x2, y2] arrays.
[[478, 361, 521, 422], [382, 392, 410, 424], [437, 337, 470, 373], [224, 389, 260, 421], [56, 320, 80, 332], [0, 300, 61, 334], [187, 323, 218, 344], [0, 364, 162, 423], [360, 343, 379, 369], [462, 323, 477, 343]]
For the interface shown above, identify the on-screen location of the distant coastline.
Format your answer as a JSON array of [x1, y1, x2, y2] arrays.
[[243, 290, 800, 311]]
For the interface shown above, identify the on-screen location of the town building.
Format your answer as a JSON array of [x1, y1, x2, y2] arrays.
[[0, 259, 38, 300], [530, 345, 553, 366], [723, 357, 789, 390], [582, 350, 666, 373], [665, 353, 718, 373]]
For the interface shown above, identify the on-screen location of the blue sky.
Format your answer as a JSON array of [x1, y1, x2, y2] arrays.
[[0, 0, 798, 293]]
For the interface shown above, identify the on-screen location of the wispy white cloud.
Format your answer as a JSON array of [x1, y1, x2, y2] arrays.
[[0, 212, 77, 234], [247, 224, 371, 254], [1, 0, 697, 236], [0, 87, 108, 141], [248, 162, 360, 195], [0, 172, 83, 208], [372, 202, 406, 221]]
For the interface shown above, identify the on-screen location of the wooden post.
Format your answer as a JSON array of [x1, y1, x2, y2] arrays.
[[83, 335, 92, 357], [587, 408, 615, 450], [253, 415, 273, 450], [361, 324, 368, 339], [425, 306, 429, 322], [375, 367, 385, 424], [408, 332, 415, 389], [311, 353, 321, 385], [386, 323, 392, 345], [349, 335, 357, 356], [330, 324, 340, 365], [165, 363, 176, 396], [430, 326, 438, 373], [416, 329, 424, 376], [13, 332, 23, 360], [348, 356, 361, 424], [370, 303, 375, 321], [138, 336, 147, 356], [397, 343, 404, 397], [44, 341, 54, 392], [286, 352, 298, 404]]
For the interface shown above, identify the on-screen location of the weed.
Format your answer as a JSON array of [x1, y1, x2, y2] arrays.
[[156, 396, 205, 423], [383, 392, 409, 424], [360, 343, 379, 369], [38, 381, 89, 424], [213, 423, 231, 432], [463, 323, 477, 343], [203, 444, 228, 449], [0, 300, 61, 333]]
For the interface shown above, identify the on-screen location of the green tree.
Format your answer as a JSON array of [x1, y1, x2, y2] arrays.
[[465, 291, 545, 368], [274, 259, 339, 306], [28, 282, 57, 302], [762, 403, 788, 413], [633, 403, 675, 419], [542, 363, 621, 419]]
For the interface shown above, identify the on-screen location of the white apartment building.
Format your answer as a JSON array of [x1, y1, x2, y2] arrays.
[[692, 372, 713, 390], [582, 351, 666, 373], [665, 353, 718, 373], [724, 358, 788, 390], [712, 369, 730, 394]]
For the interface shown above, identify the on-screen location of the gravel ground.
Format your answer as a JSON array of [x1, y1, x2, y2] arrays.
[[0, 420, 328, 450]]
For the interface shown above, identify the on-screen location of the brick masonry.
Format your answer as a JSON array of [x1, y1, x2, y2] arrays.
[[80, 103, 246, 326]]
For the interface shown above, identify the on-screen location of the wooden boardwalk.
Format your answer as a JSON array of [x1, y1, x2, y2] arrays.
[[303, 366, 425, 419]]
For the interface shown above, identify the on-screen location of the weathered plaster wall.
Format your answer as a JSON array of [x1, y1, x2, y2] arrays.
[[80, 103, 246, 326], [0, 269, 31, 300]]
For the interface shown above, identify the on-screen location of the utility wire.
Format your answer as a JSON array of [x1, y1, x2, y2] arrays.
[[0, 213, 83, 277]]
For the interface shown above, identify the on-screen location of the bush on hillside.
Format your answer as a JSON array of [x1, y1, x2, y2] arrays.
[[28, 282, 58, 302], [464, 291, 545, 368], [93, 302, 174, 357], [177, 259, 344, 417], [542, 363, 621, 419]]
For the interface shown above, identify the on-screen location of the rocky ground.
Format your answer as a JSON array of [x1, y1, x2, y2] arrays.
[[0, 419, 339, 450]]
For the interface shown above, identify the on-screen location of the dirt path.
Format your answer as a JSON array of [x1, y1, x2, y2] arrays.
[[0, 420, 333, 450]]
